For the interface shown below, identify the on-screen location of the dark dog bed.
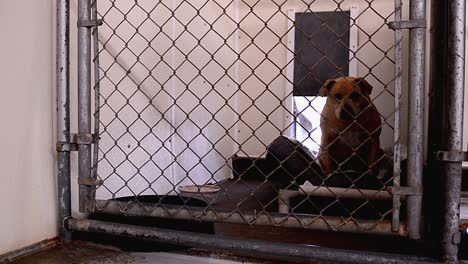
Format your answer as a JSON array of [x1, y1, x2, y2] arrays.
[[265, 135, 396, 189], [264, 136, 405, 219]]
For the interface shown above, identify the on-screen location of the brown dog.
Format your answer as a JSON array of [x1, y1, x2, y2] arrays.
[[318, 77, 386, 179]]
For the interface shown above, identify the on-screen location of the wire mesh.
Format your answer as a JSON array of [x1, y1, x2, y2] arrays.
[[85, 0, 409, 235]]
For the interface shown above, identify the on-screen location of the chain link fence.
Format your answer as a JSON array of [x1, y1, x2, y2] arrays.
[[84, 0, 415, 236]]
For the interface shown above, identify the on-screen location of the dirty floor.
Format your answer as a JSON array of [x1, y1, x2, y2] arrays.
[[9, 241, 334, 264]]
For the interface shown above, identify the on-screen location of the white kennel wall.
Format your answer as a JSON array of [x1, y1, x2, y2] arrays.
[[0, 0, 57, 255], [93, 0, 411, 199]]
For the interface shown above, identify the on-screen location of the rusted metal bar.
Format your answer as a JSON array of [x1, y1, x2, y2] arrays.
[[428, 0, 465, 261], [56, 0, 71, 241], [440, 0, 465, 261], [95, 199, 407, 236], [78, 0, 94, 212], [90, 0, 101, 200], [392, 0, 403, 234], [407, 0, 426, 240], [66, 218, 439, 264]]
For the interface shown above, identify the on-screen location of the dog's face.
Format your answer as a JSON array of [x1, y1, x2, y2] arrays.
[[319, 77, 373, 121]]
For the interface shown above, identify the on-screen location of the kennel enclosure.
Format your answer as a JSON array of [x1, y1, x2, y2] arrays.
[[56, 0, 466, 262]]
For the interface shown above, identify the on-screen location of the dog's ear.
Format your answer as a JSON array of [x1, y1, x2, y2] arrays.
[[319, 79, 335, 96], [354, 78, 373, 95]]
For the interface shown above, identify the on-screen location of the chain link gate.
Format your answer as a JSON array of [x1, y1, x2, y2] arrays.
[[84, 0, 421, 234], [57, 0, 468, 262]]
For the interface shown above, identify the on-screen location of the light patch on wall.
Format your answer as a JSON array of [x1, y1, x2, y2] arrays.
[[294, 96, 327, 155]]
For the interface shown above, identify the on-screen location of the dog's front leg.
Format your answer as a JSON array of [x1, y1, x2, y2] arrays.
[[319, 135, 335, 176], [319, 152, 334, 176]]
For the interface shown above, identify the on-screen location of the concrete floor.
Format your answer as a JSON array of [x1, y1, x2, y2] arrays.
[[9, 241, 333, 264]]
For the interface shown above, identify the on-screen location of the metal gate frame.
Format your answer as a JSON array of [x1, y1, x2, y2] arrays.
[[427, 0, 466, 262], [55, 0, 466, 262]]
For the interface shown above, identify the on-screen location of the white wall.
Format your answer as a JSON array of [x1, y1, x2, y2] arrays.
[[0, 0, 56, 255], [94, 0, 240, 199], [90, 0, 412, 199]]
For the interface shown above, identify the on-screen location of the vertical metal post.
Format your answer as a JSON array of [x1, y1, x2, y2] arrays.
[[429, 0, 465, 261], [78, 0, 94, 212], [407, 0, 426, 240], [392, 0, 403, 233], [441, 0, 465, 261], [56, 0, 71, 241], [91, 0, 101, 195]]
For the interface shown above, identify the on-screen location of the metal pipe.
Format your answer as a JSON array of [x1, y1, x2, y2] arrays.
[[66, 218, 439, 264], [280, 187, 394, 202], [78, 0, 93, 212], [56, 0, 71, 241], [392, 0, 403, 233], [407, 0, 426, 240], [91, 0, 100, 188], [441, 0, 466, 261], [96, 200, 407, 236], [429, 0, 465, 260]]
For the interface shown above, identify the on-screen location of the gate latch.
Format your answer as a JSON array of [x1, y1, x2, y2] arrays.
[[56, 133, 96, 152], [388, 19, 426, 30]]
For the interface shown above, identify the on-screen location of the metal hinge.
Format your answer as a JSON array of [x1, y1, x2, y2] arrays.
[[56, 133, 96, 152], [56, 141, 77, 152], [78, 19, 103, 28], [388, 19, 426, 30], [74, 133, 95, 145], [435, 150, 466, 163], [78, 177, 103, 186]]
